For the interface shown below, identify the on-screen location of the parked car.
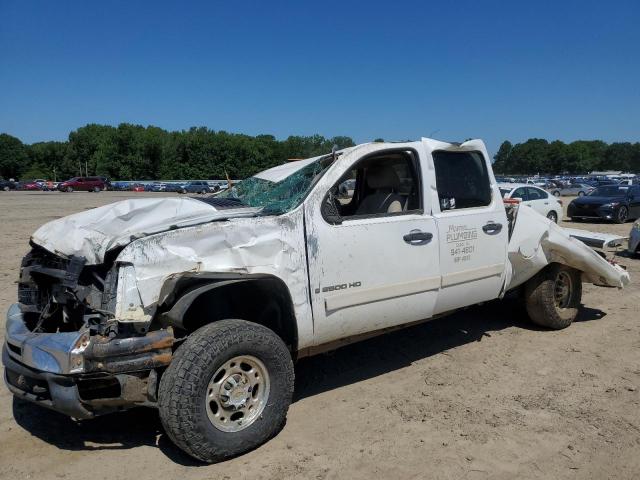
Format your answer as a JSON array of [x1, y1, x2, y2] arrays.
[[146, 182, 168, 192], [628, 219, 640, 257], [3, 138, 629, 463], [0, 179, 17, 191], [18, 180, 45, 191], [131, 183, 146, 192], [499, 183, 563, 223], [568, 185, 640, 223], [97, 176, 112, 190], [550, 183, 594, 197], [58, 177, 106, 192], [111, 181, 131, 191], [178, 181, 211, 194]]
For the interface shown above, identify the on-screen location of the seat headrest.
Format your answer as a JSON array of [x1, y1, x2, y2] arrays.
[[366, 165, 400, 190]]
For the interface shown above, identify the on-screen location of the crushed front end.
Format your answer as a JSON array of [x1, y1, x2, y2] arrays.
[[3, 246, 174, 418]]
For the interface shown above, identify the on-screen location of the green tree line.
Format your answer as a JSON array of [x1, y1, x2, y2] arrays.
[[493, 139, 640, 175], [0, 124, 356, 181], [2, 126, 639, 180]]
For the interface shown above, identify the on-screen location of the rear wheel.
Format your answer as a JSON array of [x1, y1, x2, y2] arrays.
[[578, 191, 586, 196], [525, 264, 582, 330], [66, 186, 73, 193], [181, 188, 187, 194], [2, 186, 9, 191], [93, 187, 101, 192], [201, 189, 208, 194], [614, 206, 628, 224], [553, 190, 560, 197], [158, 319, 294, 463], [546, 211, 558, 223]]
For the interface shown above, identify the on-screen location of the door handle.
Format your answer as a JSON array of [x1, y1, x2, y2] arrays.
[[403, 230, 433, 245], [482, 222, 503, 235]]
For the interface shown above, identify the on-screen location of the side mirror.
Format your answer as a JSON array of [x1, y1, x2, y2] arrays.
[[322, 191, 343, 225]]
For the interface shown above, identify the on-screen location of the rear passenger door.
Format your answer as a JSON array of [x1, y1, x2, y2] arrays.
[[421, 139, 508, 314]]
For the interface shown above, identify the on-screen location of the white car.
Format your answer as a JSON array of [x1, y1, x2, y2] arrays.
[[499, 183, 563, 223]]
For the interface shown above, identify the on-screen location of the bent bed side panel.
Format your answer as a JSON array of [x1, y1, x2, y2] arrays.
[[506, 206, 630, 291]]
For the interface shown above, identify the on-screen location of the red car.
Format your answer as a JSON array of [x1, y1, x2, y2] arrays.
[[58, 177, 106, 192], [18, 180, 44, 191], [131, 184, 146, 192]]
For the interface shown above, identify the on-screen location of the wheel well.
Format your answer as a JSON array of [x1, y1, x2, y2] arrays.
[[161, 276, 298, 351]]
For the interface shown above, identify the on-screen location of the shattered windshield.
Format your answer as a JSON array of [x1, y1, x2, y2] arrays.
[[220, 157, 333, 215]]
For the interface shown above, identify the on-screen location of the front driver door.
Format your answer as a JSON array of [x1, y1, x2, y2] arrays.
[[304, 144, 441, 346]]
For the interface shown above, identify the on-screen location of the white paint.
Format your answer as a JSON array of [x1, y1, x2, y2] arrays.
[[26, 138, 630, 354]]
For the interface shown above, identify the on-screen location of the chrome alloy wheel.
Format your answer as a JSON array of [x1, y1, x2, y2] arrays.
[[554, 271, 573, 309], [205, 355, 270, 432]]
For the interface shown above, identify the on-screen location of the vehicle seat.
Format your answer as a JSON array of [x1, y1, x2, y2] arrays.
[[356, 165, 405, 215]]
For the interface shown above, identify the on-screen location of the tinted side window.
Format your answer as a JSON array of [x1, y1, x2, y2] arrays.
[[512, 187, 528, 200], [433, 151, 491, 211], [527, 187, 547, 200]]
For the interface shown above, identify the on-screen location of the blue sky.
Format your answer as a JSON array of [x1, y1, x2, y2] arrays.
[[1, 0, 638, 155]]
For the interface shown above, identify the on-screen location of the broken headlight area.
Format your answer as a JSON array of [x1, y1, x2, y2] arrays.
[[18, 246, 111, 334], [11, 246, 174, 376]]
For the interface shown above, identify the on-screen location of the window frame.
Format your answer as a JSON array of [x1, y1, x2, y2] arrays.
[[511, 187, 528, 201], [321, 147, 424, 225], [431, 149, 494, 212], [526, 186, 548, 200]]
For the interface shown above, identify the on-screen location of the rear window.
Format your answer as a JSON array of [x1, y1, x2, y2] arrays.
[[433, 151, 492, 210]]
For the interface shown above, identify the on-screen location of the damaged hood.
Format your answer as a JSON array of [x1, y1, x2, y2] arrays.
[[31, 197, 260, 264]]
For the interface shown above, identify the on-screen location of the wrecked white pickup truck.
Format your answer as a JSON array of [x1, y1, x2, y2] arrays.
[[3, 138, 629, 462]]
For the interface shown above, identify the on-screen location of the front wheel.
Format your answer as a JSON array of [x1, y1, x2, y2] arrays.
[[525, 264, 582, 330], [158, 320, 294, 463], [546, 211, 558, 223], [553, 190, 560, 197], [66, 186, 73, 193], [578, 191, 586, 196]]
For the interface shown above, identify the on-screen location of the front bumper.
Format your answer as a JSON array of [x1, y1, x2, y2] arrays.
[[568, 204, 619, 221], [3, 303, 174, 418], [3, 345, 93, 418], [5, 303, 89, 374]]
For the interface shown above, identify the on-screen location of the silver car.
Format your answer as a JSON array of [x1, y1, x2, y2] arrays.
[[629, 219, 640, 256], [550, 183, 594, 197]]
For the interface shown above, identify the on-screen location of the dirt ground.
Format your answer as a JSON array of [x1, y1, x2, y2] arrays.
[[0, 191, 638, 480]]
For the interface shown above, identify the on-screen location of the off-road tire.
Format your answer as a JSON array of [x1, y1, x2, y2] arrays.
[[158, 319, 294, 463], [525, 264, 582, 330]]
